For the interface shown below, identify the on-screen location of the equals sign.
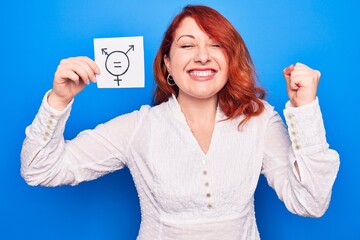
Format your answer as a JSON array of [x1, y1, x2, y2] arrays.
[[114, 61, 122, 68]]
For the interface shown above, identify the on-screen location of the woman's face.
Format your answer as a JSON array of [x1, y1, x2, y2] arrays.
[[164, 17, 229, 102]]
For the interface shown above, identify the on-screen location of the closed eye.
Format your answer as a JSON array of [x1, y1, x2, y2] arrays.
[[180, 44, 195, 49], [211, 44, 222, 48]]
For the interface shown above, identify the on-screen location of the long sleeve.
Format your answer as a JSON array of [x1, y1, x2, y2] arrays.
[[20, 91, 149, 187], [261, 98, 340, 217]]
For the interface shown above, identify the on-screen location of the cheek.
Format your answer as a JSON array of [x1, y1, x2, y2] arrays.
[[223, 60, 230, 77], [171, 51, 193, 67], [220, 55, 229, 68]]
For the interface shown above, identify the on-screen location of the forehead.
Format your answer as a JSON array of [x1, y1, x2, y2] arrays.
[[174, 17, 209, 39]]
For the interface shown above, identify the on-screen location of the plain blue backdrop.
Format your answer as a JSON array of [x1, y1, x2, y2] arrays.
[[1, 0, 359, 239]]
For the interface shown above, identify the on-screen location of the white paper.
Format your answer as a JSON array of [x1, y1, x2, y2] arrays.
[[94, 36, 145, 88]]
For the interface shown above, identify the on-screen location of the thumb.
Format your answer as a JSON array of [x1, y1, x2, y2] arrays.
[[283, 64, 295, 83]]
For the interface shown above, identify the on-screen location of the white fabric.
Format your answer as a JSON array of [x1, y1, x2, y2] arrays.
[[21, 92, 340, 240]]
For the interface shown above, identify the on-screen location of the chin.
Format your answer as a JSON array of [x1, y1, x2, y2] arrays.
[[178, 87, 220, 101], [190, 91, 218, 100]]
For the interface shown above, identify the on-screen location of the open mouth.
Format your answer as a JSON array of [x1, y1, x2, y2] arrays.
[[187, 69, 217, 78]]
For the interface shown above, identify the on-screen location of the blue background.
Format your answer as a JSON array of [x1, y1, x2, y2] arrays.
[[1, 0, 358, 239]]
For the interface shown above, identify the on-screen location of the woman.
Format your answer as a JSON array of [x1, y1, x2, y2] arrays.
[[21, 5, 340, 240]]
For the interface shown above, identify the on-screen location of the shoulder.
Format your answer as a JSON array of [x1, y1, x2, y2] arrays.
[[241, 100, 281, 129], [145, 98, 174, 118], [259, 99, 282, 120], [113, 99, 171, 123], [261, 99, 276, 113], [101, 104, 152, 129], [257, 100, 287, 131], [244, 99, 277, 123], [220, 100, 278, 130]]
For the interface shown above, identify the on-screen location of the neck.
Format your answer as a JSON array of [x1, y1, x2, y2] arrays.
[[177, 92, 218, 125]]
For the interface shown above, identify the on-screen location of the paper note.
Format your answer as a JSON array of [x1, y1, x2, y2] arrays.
[[94, 36, 145, 88]]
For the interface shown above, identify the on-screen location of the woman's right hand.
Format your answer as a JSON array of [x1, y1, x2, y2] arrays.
[[48, 56, 100, 110]]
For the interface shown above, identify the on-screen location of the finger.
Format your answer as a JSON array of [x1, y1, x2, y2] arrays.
[[76, 57, 99, 83], [294, 62, 316, 72], [283, 64, 295, 82], [77, 60, 97, 83], [63, 62, 92, 85], [80, 56, 100, 75], [290, 72, 308, 88], [294, 63, 319, 75], [291, 69, 320, 84], [56, 69, 80, 85], [289, 79, 300, 91], [73, 65, 91, 85], [294, 62, 307, 69], [57, 57, 99, 84], [283, 64, 295, 75], [293, 69, 311, 77]]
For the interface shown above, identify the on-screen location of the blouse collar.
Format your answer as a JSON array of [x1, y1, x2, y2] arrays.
[[167, 94, 226, 124]]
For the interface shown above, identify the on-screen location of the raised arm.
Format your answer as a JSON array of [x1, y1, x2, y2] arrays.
[[261, 63, 340, 217], [20, 57, 145, 187]]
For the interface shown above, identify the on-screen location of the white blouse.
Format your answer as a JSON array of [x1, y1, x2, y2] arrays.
[[21, 92, 340, 240]]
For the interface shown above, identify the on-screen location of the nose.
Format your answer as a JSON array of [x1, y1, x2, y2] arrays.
[[194, 46, 211, 64]]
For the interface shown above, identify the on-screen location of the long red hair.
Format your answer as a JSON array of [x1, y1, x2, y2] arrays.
[[152, 5, 265, 126]]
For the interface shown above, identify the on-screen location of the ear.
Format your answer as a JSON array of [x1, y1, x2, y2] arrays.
[[164, 55, 171, 74]]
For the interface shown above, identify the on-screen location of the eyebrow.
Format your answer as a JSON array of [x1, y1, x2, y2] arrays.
[[176, 35, 195, 41]]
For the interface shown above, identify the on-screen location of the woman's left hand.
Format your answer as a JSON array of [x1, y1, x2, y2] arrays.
[[283, 62, 321, 107]]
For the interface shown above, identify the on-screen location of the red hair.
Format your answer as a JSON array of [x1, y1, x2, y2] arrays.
[[152, 5, 265, 126]]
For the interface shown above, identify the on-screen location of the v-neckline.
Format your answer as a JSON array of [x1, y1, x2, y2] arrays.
[[185, 117, 216, 156], [167, 95, 224, 157]]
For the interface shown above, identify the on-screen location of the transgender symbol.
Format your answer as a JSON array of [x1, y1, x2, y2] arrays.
[[101, 45, 134, 86]]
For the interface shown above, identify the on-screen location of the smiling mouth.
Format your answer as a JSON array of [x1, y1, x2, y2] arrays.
[[188, 69, 217, 77]]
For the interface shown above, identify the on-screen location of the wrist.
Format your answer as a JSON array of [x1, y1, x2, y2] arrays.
[[47, 91, 72, 111]]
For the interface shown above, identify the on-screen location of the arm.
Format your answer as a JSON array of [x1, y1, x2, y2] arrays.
[[20, 91, 145, 186], [20, 56, 145, 186], [262, 63, 340, 217], [262, 100, 339, 217]]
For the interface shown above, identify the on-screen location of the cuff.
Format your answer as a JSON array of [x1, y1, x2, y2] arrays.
[[42, 90, 74, 116], [283, 98, 329, 155], [32, 90, 74, 143]]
